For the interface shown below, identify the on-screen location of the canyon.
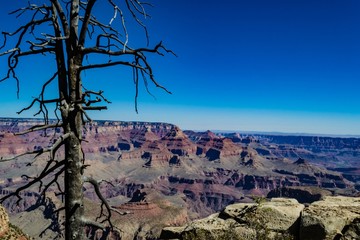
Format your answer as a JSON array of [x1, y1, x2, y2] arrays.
[[0, 118, 359, 239]]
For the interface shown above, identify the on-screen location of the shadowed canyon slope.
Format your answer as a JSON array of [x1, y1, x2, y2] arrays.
[[0, 118, 359, 239]]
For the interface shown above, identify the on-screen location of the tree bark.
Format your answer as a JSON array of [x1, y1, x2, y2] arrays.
[[64, 60, 84, 239], [64, 131, 84, 240], [64, 1, 85, 238]]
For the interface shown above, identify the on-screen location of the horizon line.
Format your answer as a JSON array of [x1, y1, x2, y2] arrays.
[[1, 116, 359, 139]]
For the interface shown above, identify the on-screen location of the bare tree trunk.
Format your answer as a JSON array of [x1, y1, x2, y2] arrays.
[[64, 49, 84, 240], [63, 0, 85, 238], [64, 87, 85, 239], [0, 1, 173, 238], [64, 130, 84, 240]]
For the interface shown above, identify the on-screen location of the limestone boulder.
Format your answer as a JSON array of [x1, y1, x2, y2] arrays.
[[161, 213, 250, 240], [300, 196, 360, 240], [160, 198, 304, 240], [221, 198, 304, 235]]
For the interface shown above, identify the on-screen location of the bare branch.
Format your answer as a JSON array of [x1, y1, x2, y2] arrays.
[[15, 47, 56, 58], [0, 132, 70, 163], [82, 40, 176, 59], [26, 38, 54, 49], [0, 58, 20, 98], [108, 5, 118, 25], [50, 4, 69, 102], [0, 48, 20, 57], [86, 16, 119, 35], [2, 17, 52, 45], [82, 90, 112, 104], [15, 123, 63, 135], [80, 60, 142, 71], [10, 3, 51, 19], [124, 0, 150, 46], [50, 0, 70, 38], [127, 0, 152, 17], [79, 0, 96, 46], [81, 218, 105, 230], [116, 6, 129, 51], [49, 132, 71, 160], [80, 41, 173, 113], [81, 108, 93, 123], [17, 98, 60, 115], [0, 152, 35, 163], [40, 165, 65, 197], [82, 106, 107, 111], [0, 160, 65, 204], [83, 176, 129, 229]]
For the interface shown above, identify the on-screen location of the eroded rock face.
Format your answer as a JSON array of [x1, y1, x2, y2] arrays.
[[221, 198, 304, 233], [0, 205, 29, 240], [162, 126, 196, 155], [161, 198, 303, 240], [0, 205, 9, 238], [161, 196, 360, 240], [300, 196, 360, 240], [186, 130, 241, 160]]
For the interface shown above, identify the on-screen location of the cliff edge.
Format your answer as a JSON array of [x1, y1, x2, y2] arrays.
[[160, 196, 360, 240], [0, 205, 30, 240]]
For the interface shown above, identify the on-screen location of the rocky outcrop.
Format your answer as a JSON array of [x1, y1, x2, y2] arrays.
[[161, 198, 303, 239], [0, 205, 29, 240], [160, 196, 360, 240], [300, 196, 360, 240], [0, 205, 8, 238]]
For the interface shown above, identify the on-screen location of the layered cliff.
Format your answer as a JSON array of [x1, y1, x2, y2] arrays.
[[0, 118, 359, 239]]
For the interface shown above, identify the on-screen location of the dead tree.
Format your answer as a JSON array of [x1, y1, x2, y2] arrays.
[[0, 1, 173, 239]]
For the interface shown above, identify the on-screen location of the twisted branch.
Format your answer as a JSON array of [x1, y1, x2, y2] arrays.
[[0, 132, 70, 163], [0, 160, 65, 204], [83, 176, 129, 229]]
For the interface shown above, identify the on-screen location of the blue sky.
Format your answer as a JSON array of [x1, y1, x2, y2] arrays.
[[1, 0, 360, 135]]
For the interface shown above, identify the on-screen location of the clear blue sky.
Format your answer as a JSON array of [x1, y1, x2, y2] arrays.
[[1, 0, 360, 135]]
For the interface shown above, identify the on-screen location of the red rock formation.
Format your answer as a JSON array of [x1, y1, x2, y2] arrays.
[[185, 130, 241, 160]]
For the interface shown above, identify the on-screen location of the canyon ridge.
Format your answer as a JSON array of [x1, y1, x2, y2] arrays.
[[0, 118, 359, 239]]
